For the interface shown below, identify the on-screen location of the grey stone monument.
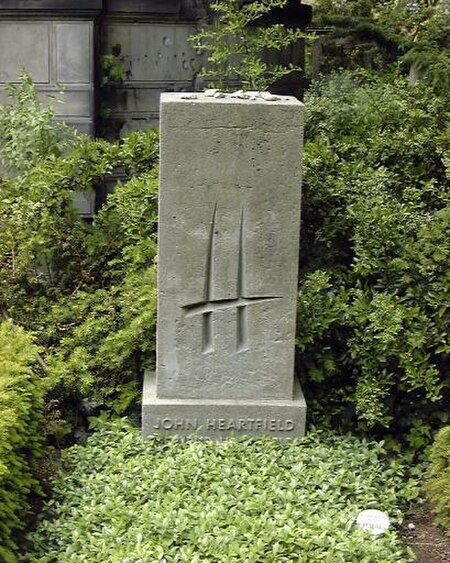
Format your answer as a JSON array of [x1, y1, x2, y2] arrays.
[[142, 91, 306, 439]]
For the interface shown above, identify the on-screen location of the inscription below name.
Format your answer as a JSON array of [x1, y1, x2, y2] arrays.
[[153, 417, 295, 432]]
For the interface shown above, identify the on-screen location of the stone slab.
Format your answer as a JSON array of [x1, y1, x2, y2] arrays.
[[142, 371, 306, 440], [0, 0, 102, 12], [55, 23, 93, 84], [0, 22, 49, 83], [156, 93, 304, 402], [102, 22, 201, 83], [106, 0, 181, 14]]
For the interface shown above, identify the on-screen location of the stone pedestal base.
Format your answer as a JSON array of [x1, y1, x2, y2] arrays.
[[142, 371, 307, 440]]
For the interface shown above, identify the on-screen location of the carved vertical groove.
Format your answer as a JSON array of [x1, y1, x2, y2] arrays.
[[236, 208, 248, 351], [202, 203, 217, 353], [204, 202, 217, 302], [237, 305, 248, 352], [237, 207, 245, 298], [203, 311, 213, 353]]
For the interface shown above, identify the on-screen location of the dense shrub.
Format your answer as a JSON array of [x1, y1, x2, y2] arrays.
[[0, 77, 159, 427], [0, 72, 74, 175], [311, 1, 450, 93], [190, 0, 312, 91], [310, 0, 401, 72], [26, 419, 418, 562], [424, 426, 450, 534], [0, 321, 44, 563], [297, 71, 450, 452]]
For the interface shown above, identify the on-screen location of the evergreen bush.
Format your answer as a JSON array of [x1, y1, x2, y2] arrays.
[[0, 321, 44, 563], [310, 0, 450, 93], [424, 425, 450, 534], [0, 76, 159, 430], [297, 70, 450, 453]]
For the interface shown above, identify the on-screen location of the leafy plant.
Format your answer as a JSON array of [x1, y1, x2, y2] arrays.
[[0, 321, 44, 563], [401, 5, 450, 92], [26, 419, 418, 562], [424, 425, 450, 534], [99, 43, 127, 139], [0, 77, 160, 430], [297, 70, 450, 453], [310, 0, 450, 92], [0, 72, 74, 175], [189, 0, 313, 90]]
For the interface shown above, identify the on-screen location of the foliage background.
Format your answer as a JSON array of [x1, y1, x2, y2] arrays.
[[424, 425, 450, 533], [310, 0, 450, 94], [0, 321, 44, 563], [189, 0, 313, 90], [297, 70, 450, 453], [0, 76, 159, 437]]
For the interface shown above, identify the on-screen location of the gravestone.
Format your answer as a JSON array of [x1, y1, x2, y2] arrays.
[[142, 91, 306, 439]]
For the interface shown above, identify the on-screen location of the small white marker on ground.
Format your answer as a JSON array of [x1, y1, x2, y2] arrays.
[[356, 509, 390, 536]]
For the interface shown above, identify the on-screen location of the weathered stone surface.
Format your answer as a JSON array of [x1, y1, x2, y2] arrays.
[[106, 0, 181, 13], [157, 93, 303, 401], [101, 21, 202, 136], [0, 0, 102, 12], [103, 22, 200, 83], [142, 92, 306, 439], [55, 23, 93, 84], [0, 20, 94, 134], [143, 371, 307, 440], [0, 22, 50, 83]]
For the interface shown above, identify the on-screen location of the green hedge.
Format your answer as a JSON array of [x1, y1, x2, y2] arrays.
[[424, 426, 450, 534], [0, 321, 44, 563], [297, 70, 450, 452]]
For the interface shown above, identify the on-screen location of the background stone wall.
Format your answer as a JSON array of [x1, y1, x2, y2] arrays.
[[0, 0, 206, 137], [101, 14, 203, 136]]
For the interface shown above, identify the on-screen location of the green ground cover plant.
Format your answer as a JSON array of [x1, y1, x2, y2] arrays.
[[0, 321, 44, 563], [26, 419, 419, 562], [424, 425, 450, 534], [297, 70, 450, 453]]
